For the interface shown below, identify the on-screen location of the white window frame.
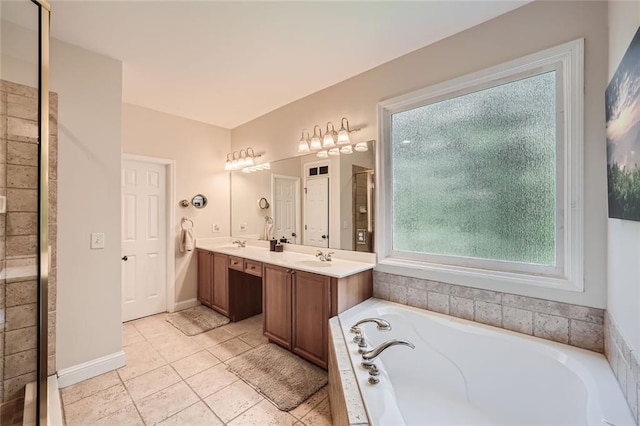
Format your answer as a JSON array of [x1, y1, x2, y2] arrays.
[[376, 39, 584, 293]]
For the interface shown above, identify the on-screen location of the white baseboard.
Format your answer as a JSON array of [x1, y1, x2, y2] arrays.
[[57, 351, 126, 388], [174, 298, 200, 312]]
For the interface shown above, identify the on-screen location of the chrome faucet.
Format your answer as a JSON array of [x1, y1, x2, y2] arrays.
[[232, 240, 247, 248], [350, 318, 392, 353], [361, 339, 415, 368], [316, 250, 334, 262]]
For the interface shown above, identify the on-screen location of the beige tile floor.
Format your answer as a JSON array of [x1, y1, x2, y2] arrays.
[[60, 312, 333, 426]]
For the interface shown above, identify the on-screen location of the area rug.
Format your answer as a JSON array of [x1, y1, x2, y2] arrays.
[[166, 305, 230, 336], [226, 343, 327, 411]]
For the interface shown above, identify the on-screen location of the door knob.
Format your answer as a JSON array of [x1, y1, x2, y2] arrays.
[[291, 232, 297, 237], [321, 235, 328, 239], [122, 256, 128, 261]]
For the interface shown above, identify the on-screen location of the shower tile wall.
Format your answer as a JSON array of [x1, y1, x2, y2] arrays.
[[0, 80, 58, 403]]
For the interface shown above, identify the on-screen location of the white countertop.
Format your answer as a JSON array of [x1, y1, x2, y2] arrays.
[[195, 242, 374, 278]]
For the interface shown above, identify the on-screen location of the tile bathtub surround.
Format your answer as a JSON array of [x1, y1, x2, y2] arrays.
[[61, 312, 333, 426], [373, 271, 605, 352], [0, 80, 58, 403], [605, 312, 640, 425]]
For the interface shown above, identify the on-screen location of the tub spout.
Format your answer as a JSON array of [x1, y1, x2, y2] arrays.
[[361, 339, 415, 361]]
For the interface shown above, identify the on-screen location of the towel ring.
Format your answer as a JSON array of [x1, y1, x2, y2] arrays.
[[181, 218, 194, 230]]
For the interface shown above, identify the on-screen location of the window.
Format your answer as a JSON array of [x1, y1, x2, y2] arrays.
[[378, 39, 584, 292]]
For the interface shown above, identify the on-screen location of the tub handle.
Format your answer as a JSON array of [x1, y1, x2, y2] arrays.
[[349, 318, 392, 334]]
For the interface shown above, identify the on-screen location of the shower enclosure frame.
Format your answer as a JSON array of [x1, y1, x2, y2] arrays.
[[33, 0, 51, 424]]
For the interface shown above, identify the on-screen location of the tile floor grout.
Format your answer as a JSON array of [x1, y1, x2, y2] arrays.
[[60, 311, 331, 426]]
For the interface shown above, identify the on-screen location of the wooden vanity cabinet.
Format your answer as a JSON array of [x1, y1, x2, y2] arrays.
[[263, 264, 292, 349], [197, 249, 213, 307], [211, 253, 229, 316], [292, 270, 330, 368], [263, 265, 333, 368], [196, 250, 229, 315]]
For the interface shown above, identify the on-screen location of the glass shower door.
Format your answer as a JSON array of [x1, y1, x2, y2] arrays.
[[0, 0, 51, 423]]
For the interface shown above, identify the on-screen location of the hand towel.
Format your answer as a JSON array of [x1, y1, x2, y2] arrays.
[[266, 223, 274, 241], [180, 228, 194, 252]]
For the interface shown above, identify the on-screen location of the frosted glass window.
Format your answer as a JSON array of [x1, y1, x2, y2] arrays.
[[391, 71, 557, 266]]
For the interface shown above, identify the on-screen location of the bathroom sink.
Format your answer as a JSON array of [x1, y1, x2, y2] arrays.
[[296, 260, 333, 268], [219, 246, 242, 251]]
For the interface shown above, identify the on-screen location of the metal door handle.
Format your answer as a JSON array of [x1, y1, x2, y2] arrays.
[[291, 232, 297, 237], [122, 256, 128, 261], [321, 235, 328, 239]]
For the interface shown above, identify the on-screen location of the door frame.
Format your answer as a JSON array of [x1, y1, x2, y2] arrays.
[[270, 174, 301, 244], [122, 153, 177, 315]]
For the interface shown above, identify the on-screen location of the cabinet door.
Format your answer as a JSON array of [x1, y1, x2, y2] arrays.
[[197, 250, 213, 307], [263, 264, 292, 349], [212, 253, 229, 316], [292, 270, 330, 368]]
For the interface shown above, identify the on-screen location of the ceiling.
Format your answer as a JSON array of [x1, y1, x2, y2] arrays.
[[38, 1, 530, 129]]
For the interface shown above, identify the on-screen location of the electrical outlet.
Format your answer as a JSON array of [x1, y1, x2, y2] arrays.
[[211, 224, 220, 233], [90, 232, 105, 249]]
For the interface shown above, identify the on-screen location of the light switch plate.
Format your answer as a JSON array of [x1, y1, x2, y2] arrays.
[[91, 233, 105, 249]]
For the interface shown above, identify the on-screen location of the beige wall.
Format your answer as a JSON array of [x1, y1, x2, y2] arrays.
[[1, 20, 122, 374], [607, 0, 640, 355], [232, 1, 609, 308], [122, 104, 231, 304], [53, 39, 124, 370]]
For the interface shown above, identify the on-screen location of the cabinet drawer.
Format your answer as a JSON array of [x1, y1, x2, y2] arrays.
[[228, 256, 244, 271], [244, 259, 263, 277]]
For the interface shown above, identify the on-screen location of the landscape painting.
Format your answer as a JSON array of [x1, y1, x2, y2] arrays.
[[606, 26, 640, 221]]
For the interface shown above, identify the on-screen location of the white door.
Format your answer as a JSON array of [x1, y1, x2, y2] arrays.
[[272, 175, 300, 244], [122, 159, 167, 322], [304, 177, 329, 248]]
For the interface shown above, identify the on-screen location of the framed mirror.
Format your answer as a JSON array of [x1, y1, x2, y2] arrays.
[[231, 140, 375, 252]]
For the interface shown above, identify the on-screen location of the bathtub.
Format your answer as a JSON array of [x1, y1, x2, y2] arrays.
[[335, 298, 635, 426]]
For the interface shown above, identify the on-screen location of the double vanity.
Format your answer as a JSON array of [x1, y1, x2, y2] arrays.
[[195, 242, 374, 369]]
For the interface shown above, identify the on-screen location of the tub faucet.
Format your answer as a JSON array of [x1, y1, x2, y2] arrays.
[[350, 318, 392, 353], [232, 240, 246, 248], [361, 339, 415, 368]]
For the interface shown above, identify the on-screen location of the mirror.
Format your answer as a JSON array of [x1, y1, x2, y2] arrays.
[[258, 197, 270, 209], [192, 194, 208, 208], [231, 140, 375, 252]]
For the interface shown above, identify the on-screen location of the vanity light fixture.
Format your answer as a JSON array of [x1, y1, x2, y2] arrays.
[[242, 163, 271, 173], [224, 147, 261, 171], [297, 117, 362, 157]]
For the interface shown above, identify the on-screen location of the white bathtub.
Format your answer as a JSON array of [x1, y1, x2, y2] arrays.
[[337, 298, 635, 426]]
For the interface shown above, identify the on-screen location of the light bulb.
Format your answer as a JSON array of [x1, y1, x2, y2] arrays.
[[328, 148, 340, 156], [354, 142, 368, 152], [298, 131, 310, 153], [337, 129, 350, 145], [323, 133, 335, 148], [310, 136, 322, 150], [316, 150, 328, 158], [340, 145, 353, 154], [337, 117, 351, 145]]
